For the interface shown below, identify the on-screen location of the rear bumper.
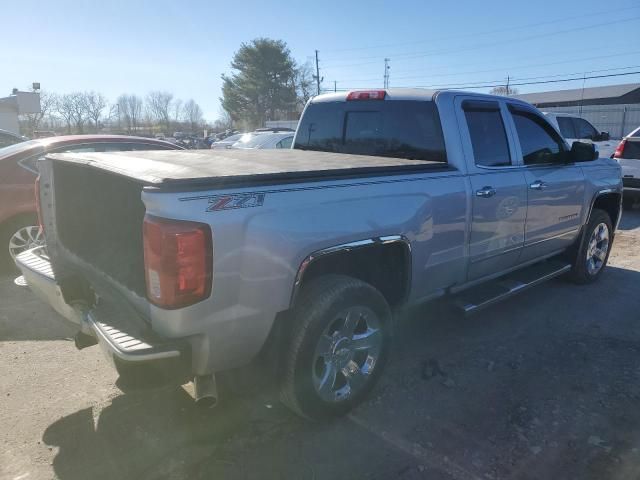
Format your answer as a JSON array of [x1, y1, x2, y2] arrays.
[[15, 247, 191, 372]]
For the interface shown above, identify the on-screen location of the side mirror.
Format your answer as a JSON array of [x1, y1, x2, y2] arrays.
[[570, 141, 598, 162]]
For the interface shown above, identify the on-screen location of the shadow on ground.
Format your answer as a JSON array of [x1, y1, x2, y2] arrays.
[[40, 265, 640, 480]]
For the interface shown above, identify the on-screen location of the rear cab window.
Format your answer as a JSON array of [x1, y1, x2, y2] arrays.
[[294, 100, 447, 162]]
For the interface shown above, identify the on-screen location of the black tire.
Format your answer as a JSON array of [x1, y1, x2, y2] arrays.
[[0, 214, 38, 273], [280, 275, 392, 420], [568, 208, 613, 284]]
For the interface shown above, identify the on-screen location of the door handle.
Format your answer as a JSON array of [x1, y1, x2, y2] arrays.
[[476, 186, 497, 198], [529, 180, 548, 190]]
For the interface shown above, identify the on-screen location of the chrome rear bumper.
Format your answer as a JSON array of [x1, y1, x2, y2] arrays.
[[15, 247, 190, 368]]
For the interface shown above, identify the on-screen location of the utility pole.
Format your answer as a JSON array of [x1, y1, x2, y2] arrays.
[[384, 58, 390, 89], [506, 75, 510, 96], [579, 72, 586, 116], [334, 80, 337, 93], [314, 50, 321, 96]]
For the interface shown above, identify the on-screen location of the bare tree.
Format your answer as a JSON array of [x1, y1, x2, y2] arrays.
[[214, 108, 234, 131], [66, 92, 89, 133], [172, 98, 183, 130], [117, 94, 143, 133], [21, 91, 58, 136], [182, 99, 203, 132], [84, 91, 107, 132], [57, 94, 76, 134], [146, 91, 173, 129], [489, 85, 519, 97], [294, 61, 315, 109]]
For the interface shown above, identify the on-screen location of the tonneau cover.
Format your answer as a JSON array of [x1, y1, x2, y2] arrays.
[[46, 149, 447, 187]]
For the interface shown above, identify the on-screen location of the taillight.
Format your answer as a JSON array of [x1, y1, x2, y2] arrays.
[[346, 90, 386, 101], [143, 215, 213, 309], [35, 176, 44, 231], [613, 139, 627, 159]]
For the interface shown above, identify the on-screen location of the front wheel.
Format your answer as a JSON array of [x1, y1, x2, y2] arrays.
[[280, 275, 392, 420], [569, 208, 613, 284]]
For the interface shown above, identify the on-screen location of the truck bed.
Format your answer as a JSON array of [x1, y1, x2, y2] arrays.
[[46, 149, 449, 188]]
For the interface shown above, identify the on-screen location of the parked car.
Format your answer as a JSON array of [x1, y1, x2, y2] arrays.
[[543, 112, 618, 158], [231, 131, 294, 149], [0, 129, 28, 148], [613, 125, 640, 208], [210, 133, 244, 149], [0, 135, 182, 268], [16, 89, 621, 420]]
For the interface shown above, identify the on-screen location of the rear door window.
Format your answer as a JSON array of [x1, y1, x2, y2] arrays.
[[556, 117, 576, 138], [294, 100, 446, 162], [463, 100, 511, 167]]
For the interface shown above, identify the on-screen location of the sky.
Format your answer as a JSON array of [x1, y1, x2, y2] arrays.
[[2, 0, 639, 121]]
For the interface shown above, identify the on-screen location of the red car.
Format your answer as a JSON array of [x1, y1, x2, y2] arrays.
[[0, 135, 182, 269]]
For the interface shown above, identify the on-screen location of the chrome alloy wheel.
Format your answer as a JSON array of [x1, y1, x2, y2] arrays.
[[586, 222, 610, 276], [8, 226, 44, 261], [311, 305, 383, 403]]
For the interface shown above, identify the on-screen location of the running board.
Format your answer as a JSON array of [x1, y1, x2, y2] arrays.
[[453, 260, 571, 315]]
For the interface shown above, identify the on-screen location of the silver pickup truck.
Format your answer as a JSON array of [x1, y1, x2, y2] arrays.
[[16, 89, 622, 420]]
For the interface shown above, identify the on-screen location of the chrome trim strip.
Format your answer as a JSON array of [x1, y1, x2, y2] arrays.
[[290, 235, 412, 307], [524, 228, 580, 248]]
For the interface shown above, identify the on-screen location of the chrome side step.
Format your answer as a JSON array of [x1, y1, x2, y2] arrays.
[[453, 260, 572, 315]]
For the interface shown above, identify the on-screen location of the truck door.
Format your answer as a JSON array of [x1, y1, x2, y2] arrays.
[[506, 104, 585, 263], [457, 98, 528, 281]]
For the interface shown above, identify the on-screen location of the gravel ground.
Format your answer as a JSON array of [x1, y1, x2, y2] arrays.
[[1, 209, 640, 480]]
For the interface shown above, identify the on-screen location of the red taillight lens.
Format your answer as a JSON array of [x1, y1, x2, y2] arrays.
[[143, 215, 213, 309], [35, 176, 44, 231], [613, 139, 627, 159], [346, 90, 386, 101]]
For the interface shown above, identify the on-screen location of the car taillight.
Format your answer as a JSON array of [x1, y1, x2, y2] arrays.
[[613, 139, 627, 159], [143, 215, 212, 309], [346, 90, 386, 101], [35, 176, 44, 231]]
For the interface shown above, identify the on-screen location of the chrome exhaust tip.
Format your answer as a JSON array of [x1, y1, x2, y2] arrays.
[[193, 374, 218, 408]]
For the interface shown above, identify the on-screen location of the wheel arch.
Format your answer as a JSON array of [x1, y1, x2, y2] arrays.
[[290, 236, 412, 309], [588, 189, 622, 230]]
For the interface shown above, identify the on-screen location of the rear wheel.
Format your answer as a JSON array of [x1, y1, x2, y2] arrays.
[[0, 214, 40, 272], [280, 275, 392, 420], [569, 209, 613, 284]]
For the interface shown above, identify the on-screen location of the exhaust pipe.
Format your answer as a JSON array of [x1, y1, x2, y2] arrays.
[[194, 374, 218, 408]]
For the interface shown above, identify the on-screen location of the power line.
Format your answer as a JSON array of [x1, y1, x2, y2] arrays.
[[321, 16, 640, 68], [330, 50, 640, 84], [413, 70, 640, 89], [322, 4, 640, 55], [326, 70, 640, 92]]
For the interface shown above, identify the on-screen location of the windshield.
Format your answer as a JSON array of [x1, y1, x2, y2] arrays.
[[294, 100, 446, 162]]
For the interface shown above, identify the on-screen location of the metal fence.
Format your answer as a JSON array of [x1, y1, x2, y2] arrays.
[[542, 104, 640, 139]]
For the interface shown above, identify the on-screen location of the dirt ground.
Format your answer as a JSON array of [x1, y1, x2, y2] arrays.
[[1, 209, 640, 480]]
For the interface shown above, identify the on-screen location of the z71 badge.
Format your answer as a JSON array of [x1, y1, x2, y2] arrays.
[[206, 193, 266, 211], [180, 192, 266, 211]]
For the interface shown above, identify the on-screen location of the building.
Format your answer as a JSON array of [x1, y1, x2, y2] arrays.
[[0, 90, 41, 135], [514, 83, 640, 138]]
